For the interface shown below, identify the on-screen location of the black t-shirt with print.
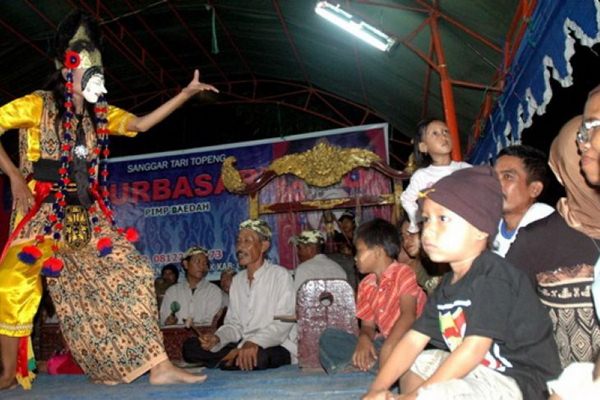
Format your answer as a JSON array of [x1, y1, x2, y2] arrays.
[[413, 251, 561, 400]]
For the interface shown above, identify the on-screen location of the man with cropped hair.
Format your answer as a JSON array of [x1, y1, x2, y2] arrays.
[[493, 145, 554, 257], [159, 246, 223, 327]]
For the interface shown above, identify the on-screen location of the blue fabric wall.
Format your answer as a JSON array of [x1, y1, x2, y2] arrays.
[[470, 1, 600, 164]]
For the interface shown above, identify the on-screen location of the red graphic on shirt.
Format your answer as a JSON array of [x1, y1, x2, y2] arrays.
[[437, 301, 512, 372], [439, 306, 466, 351]]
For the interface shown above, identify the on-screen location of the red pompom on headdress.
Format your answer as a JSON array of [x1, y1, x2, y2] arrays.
[[64, 50, 81, 69]]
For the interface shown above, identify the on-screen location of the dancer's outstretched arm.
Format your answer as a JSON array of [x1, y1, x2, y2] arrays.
[[127, 69, 218, 133]]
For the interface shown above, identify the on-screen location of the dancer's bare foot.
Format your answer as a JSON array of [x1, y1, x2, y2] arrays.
[[149, 360, 207, 385], [0, 375, 17, 390]]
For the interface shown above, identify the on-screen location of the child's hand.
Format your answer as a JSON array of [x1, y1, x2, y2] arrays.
[[352, 336, 377, 371]]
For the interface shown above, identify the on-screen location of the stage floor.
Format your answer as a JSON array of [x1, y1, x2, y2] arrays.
[[3, 365, 375, 399]]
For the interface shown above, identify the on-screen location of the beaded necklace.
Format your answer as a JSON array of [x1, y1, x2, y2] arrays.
[[18, 53, 138, 275]]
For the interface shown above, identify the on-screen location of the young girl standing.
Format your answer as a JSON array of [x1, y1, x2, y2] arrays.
[[400, 118, 471, 233]]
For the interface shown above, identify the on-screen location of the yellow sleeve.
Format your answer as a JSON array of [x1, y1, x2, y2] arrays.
[[0, 94, 43, 136], [107, 105, 138, 137]]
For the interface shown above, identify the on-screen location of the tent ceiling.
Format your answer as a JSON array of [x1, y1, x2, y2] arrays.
[[0, 0, 522, 165]]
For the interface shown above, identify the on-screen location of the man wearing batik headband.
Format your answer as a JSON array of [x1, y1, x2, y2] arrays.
[[183, 219, 297, 371], [293, 229, 347, 292], [0, 10, 217, 390], [159, 246, 223, 327]]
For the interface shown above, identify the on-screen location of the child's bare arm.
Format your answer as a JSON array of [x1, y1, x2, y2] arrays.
[[380, 295, 418, 366], [353, 321, 378, 371], [367, 330, 430, 394]]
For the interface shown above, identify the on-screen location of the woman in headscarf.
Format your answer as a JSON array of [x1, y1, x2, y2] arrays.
[[0, 11, 217, 390], [541, 87, 600, 400], [505, 115, 600, 370]]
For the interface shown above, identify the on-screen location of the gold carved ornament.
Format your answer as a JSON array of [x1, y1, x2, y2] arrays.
[[221, 141, 381, 194], [221, 156, 248, 193], [270, 142, 381, 187]]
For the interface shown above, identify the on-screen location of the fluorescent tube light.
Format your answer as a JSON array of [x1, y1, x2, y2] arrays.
[[315, 1, 396, 52]]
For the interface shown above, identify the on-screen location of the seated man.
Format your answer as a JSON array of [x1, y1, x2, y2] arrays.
[[155, 263, 180, 310], [319, 218, 427, 374], [159, 246, 223, 326], [493, 145, 553, 257], [293, 229, 347, 292], [182, 219, 296, 370]]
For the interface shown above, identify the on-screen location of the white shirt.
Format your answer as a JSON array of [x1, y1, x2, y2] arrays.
[[159, 279, 223, 326], [213, 261, 297, 361], [401, 161, 471, 232], [221, 292, 230, 308], [293, 254, 347, 293], [493, 202, 554, 257]]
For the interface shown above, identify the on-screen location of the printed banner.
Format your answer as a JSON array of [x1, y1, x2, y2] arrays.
[[108, 123, 390, 281]]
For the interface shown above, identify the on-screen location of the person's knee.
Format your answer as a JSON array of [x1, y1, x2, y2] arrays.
[[255, 347, 290, 370], [400, 370, 425, 393]]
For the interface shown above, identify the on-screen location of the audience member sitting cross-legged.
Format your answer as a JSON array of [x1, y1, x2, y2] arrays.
[[182, 219, 296, 371], [320, 218, 427, 374]]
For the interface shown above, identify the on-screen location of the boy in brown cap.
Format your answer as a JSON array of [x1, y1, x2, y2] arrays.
[[363, 166, 560, 400]]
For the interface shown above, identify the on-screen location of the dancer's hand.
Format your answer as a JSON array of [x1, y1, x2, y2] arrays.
[[10, 175, 33, 215], [181, 69, 219, 97]]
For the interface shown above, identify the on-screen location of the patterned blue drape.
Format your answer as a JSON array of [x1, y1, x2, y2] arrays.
[[469, 0, 600, 164]]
